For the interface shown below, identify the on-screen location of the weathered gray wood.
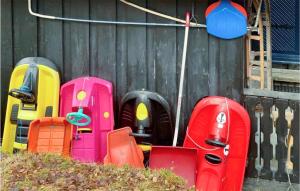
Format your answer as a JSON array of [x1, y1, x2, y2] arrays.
[[288, 100, 300, 183], [218, 38, 244, 101], [116, 0, 129, 105], [176, 0, 210, 143], [260, 98, 274, 180], [244, 96, 262, 178], [1, 0, 14, 132], [90, 0, 117, 110], [244, 88, 300, 101], [38, 0, 63, 79], [272, 68, 300, 83], [116, 0, 146, 100], [13, 0, 38, 62], [147, 0, 177, 118], [125, 0, 147, 91], [208, 35, 220, 96], [63, 0, 90, 81], [274, 99, 289, 182]]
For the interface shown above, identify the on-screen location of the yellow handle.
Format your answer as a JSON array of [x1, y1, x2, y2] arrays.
[[138, 144, 152, 151]]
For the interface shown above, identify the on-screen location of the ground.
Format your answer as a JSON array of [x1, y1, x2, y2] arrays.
[[1, 152, 189, 191], [1, 152, 299, 191]]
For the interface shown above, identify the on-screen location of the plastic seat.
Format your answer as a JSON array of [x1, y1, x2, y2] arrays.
[[104, 127, 144, 168], [27, 117, 72, 156]]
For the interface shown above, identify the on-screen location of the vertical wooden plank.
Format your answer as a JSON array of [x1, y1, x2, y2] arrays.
[[38, 0, 63, 79], [274, 99, 289, 182], [177, 0, 209, 143], [244, 96, 260, 178], [126, 0, 147, 91], [260, 97, 273, 180], [208, 35, 220, 96], [116, 0, 146, 102], [218, 38, 244, 102], [147, 0, 177, 120], [1, 0, 14, 134], [146, 3, 156, 92], [63, 0, 90, 81], [207, 0, 220, 96], [13, 0, 38, 62], [288, 100, 300, 183], [116, 1, 128, 105], [90, 0, 117, 107], [90, 0, 116, 81]]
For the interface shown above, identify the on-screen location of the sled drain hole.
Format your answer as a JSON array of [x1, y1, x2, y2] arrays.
[[205, 154, 222, 164]]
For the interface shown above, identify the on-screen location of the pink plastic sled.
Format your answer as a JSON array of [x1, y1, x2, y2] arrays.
[[60, 77, 114, 163]]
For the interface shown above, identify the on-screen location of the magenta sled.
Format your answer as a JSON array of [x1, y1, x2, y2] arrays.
[[60, 77, 114, 163]]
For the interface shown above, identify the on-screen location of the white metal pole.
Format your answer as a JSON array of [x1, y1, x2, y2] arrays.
[[173, 13, 190, 146]]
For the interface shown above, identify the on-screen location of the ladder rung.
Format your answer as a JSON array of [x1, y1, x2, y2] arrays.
[[249, 76, 261, 81], [249, 35, 261, 41], [249, 61, 270, 67]]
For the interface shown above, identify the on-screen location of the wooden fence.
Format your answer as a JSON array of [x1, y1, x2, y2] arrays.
[[244, 96, 299, 183]]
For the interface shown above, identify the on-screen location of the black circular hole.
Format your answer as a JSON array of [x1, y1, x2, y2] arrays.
[[205, 139, 226, 147], [205, 154, 222, 164]]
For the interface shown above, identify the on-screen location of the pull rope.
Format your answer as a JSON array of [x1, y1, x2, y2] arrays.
[[186, 97, 230, 151], [190, 0, 198, 24]]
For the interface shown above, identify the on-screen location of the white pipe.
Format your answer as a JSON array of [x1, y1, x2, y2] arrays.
[[173, 13, 190, 146], [28, 0, 255, 30], [28, 0, 55, 19], [27, 0, 200, 28]]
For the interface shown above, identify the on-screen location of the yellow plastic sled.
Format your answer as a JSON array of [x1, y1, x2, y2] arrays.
[[2, 57, 60, 153]]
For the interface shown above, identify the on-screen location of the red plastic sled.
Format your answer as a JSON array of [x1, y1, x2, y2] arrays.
[[183, 96, 250, 191], [27, 117, 72, 156], [149, 146, 198, 188]]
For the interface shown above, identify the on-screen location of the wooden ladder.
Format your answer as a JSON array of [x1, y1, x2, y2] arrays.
[[246, 0, 272, 90]]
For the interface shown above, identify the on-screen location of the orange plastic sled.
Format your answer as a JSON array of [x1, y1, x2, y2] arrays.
[[27, 117, 72, 156], [104, 127, 144, 168]]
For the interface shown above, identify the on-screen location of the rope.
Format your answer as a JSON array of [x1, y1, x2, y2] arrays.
[[185, 97, 230, 151], [190, 0, 198, 24]]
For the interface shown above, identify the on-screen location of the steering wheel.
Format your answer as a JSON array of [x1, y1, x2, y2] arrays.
[[66, 108, 91, 126], [9, 88, 35, 103]]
